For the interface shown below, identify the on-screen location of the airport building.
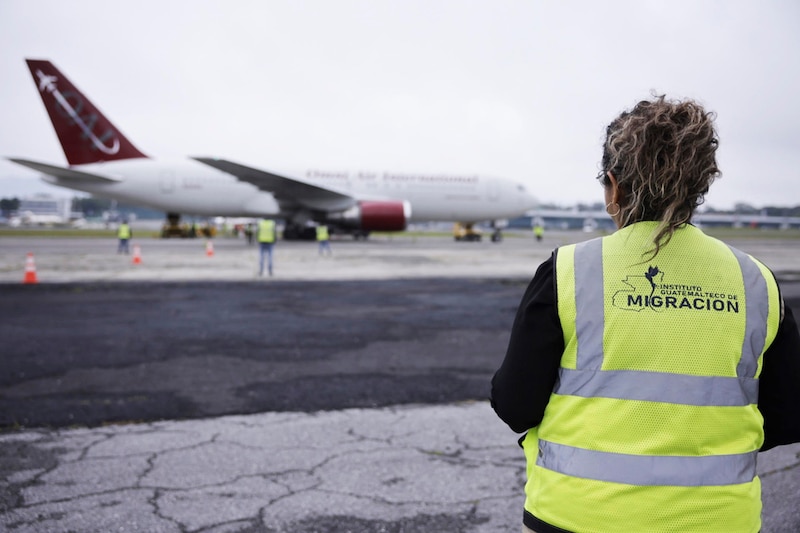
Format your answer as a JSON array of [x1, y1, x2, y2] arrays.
[[8, 194, 84, 226]]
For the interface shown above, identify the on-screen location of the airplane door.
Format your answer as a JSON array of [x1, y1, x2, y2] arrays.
[[160, 171, 176, 194]]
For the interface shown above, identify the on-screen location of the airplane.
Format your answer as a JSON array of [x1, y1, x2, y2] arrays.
[[7, 59, 537, 240]]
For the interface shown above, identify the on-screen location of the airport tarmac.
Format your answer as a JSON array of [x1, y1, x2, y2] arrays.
[[1, 228, 799, 283], [1, 230, 799, 532]]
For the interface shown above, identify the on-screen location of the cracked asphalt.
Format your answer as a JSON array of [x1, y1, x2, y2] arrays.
[[1, 232, 798, 532], [2, 403, 523, 532]]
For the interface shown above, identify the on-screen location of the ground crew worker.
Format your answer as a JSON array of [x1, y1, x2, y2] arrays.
[[257, 217, 276, 276], [491, 95, 800, 533], [316, 224, 332, 256], [532, 223, 544, 242], [117, 220, 132, 254]]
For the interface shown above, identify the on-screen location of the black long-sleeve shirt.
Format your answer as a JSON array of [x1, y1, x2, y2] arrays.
[[491, 253, 800, 451]]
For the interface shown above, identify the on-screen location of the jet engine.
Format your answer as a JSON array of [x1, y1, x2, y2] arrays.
[[328, 200, 411, 232]]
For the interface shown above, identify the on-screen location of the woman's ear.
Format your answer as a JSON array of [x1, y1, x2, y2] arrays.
[[607, 171, 625, 206]]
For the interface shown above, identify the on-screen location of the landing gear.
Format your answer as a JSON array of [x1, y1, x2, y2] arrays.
[[282, 222, 316, 240], [161, 213, 188, 238], [489, 219, 507, 243], [282, 221, 370, 241]]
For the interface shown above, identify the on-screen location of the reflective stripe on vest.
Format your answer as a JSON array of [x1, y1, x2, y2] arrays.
[[539, 440, 758, 487], [729, 245, 770, 379], [556, 368, 758, 405]]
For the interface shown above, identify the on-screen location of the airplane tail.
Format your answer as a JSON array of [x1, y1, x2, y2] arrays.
[[25, 59, 147, 165]]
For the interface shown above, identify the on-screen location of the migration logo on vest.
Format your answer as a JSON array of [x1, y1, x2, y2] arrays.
[[611, 265, 741, 313]]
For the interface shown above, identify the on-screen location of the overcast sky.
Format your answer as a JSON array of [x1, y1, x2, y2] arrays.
[[1, 0, 798, 209]]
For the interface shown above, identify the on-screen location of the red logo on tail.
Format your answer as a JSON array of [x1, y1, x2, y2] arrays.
[[25, 59, 147, 165]]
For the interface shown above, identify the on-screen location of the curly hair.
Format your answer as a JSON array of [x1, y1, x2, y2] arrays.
[[598, 95, 721, 257]]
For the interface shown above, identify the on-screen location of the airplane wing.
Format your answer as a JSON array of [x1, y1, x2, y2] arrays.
[[192, 157, 356, 212], [7, 158, 122, 183]]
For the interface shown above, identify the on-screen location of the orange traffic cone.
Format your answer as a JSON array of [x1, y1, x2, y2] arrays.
[[132, 244, 142, 265], [23, 252, 38, 284], [205, 240, 214, 257]]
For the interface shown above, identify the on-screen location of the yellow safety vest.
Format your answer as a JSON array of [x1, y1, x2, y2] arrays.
[[258, 219, 276, 243], [316, 225, 329, 241], [117, 223, 131, 239], [523, 222, 781, 533]]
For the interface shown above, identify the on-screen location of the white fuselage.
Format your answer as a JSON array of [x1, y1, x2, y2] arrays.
[[43, 157, 536, 222]]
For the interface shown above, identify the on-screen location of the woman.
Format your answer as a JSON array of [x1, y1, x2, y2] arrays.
[[491, 95, 800, 533]]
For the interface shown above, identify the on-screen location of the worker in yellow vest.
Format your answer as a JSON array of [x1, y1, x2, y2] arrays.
[[257, 218, 276, 276], [491, 96, 800, 533], [532, 223, 544, 242], [316, 224, 332, 256], [117, 220, 132, 254]]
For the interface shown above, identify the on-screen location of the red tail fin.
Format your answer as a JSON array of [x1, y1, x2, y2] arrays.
[[25, 59, 147, 165]]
